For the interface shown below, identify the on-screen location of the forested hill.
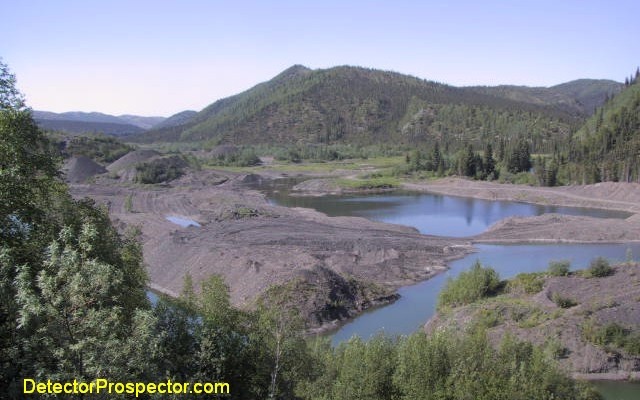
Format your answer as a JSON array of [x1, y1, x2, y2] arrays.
[[135, 65, 617, 147], [467, 79, 622, 116], [571, 74, 640, 182]]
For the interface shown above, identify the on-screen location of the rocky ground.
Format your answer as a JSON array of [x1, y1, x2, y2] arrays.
[[69, 163, 640, 335], [425, 263, 640, 380], [70, 169, 472, 331]]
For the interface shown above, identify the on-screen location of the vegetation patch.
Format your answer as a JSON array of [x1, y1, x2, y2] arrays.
[[582, 320, 640, 355], [437, 261, 502, 309], [335, 176, 399, 190], [134, 155, 187, 184], [548, 260, 571, 277], [507, 272, 545, 294], [63, 134, 133, 163], [551, 292, 578, 308], [584, 257, 613, 278]]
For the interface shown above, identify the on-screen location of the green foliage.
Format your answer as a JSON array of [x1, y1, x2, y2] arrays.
[[506, 139, 532, 173], [15, 221, 154, 381], [0, 58, 26, 110], [572, 79, 640, 183], [551, 292, 578, 308], [585, 257, 613, 278], [335, 176, 399, 190], [507, 272, 545, 294], [124, 193, 134, 212], [207, 147, 261, 167], [582, 321, 640, 356], [135, 65, 579, 152], [299, 330, 599, 400], [548, 260, 571, 276], [134, 155, 186, 184], [437, 260, 502, 309], [64, 134, 133, 163]]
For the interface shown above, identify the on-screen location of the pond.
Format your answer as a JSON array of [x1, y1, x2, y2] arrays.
[[165, 215, 201, 228], [265, 185, 630, 237]]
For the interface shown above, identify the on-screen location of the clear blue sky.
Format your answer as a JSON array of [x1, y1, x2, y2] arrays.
[[1, 0, 638, 116]]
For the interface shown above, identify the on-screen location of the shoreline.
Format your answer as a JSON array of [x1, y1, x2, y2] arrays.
[[402, 178, 640, 215]]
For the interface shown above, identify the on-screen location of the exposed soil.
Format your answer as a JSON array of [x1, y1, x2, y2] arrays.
[[63, 156, 107, 183], [106, 149, 160, 172], [474, 213, 640, 244], [70, 169, 472, 331], [425, 264, 640, 380], [69, 162, 640, 337]]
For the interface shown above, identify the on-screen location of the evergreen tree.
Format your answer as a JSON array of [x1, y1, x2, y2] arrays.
[[483, 143, 496, 180]]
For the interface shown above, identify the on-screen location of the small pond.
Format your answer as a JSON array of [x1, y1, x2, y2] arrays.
[[166, 215, 201, 228]]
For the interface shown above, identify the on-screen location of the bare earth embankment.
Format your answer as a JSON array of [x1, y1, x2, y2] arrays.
[[70, 170, 472, 331]]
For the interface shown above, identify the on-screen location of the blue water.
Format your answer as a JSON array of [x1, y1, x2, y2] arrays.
[[331, 243, 640, 344], [268, 190, 629, 237], [166, 215, 201, 227]]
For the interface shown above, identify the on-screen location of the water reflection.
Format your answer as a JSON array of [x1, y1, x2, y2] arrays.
[[261, 183, 629, 237]]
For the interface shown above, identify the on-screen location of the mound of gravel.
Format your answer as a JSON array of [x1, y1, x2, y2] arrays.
[[64, 156, 107, 183], [107, 149, 160, 172]]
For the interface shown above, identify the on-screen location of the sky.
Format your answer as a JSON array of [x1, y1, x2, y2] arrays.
[[1, 0, 638, 116]]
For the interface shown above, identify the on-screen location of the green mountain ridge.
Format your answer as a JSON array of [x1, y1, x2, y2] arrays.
[[572, 77, 640, 182], [467, 79, 622, 116], [133, 65, 620, 149]]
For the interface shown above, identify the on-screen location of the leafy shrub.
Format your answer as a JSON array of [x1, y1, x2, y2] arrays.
[[551, 292, 578, 308], [508, 272, 545, 294], [548, 260, 571, 276], [65, 134, 133, 163], [585, 257, 613, 278], [208, 147, 261, 167], [437, 261, 501, 309], [582, 321, 640, 355], [135, 156, 186, 184], [474, 308, 503, 329]]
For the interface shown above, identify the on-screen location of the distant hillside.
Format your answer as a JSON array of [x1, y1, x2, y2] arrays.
[[151, 110, 197, 129], [551, 79, 623, 114], [573, 77, 640, 182], [118, 114, 165, 129], [467, 79, 622, 116], [137, 65, 587, 149], [35, 119, 144, 136], [33, 110, 164, 135]]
